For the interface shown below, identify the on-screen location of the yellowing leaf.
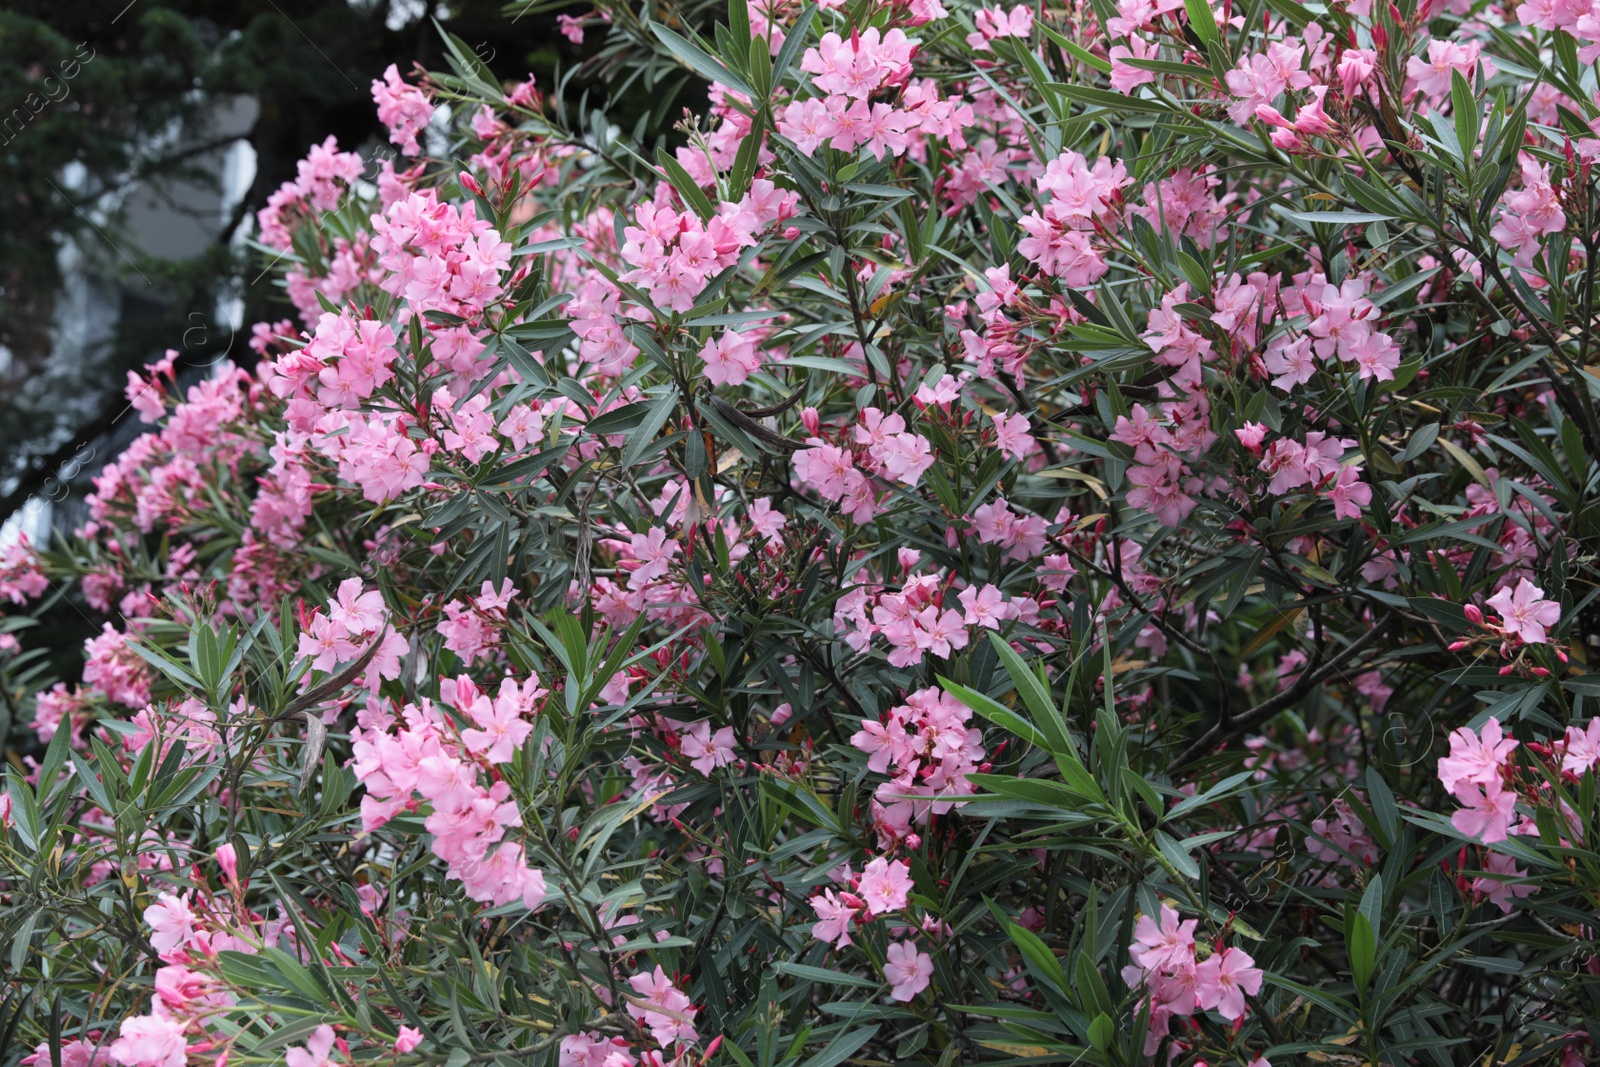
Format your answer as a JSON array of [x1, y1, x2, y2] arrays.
[[977, 1043, 1056, 1058], [1438, 436, 1491, 489]]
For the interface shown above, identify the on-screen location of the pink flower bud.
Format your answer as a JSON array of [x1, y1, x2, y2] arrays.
[[1235, 422, 1269, 453], [783, 226, 801, 240], [1464, 603, 1483, 625], [1254, 105, 1293, 129], [801, 407, 821, 436], [215, 843, 238, 883], [459, 172, 484, 196]]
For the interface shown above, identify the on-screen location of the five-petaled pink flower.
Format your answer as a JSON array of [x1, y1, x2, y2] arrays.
[[1193, 946, 1264, 1022], [883, 941, 934, 1001], [1437, 717, 1517, 794], [1129, 904, 1197, 973], [857, 856, 914, 915], [1486, 578, 1561, 644]]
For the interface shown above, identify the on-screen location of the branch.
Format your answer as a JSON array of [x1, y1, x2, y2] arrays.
[[1170, 614, 1393, 770]]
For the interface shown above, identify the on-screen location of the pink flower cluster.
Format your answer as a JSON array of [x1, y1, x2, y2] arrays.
[[83, 624, 153, 710], [1438, 717, 1524, 845], [793, 406, 937, 522], [776, 29, 976, 161], [618, 187, 790, 314], [851, 687, 986, 844], [1112, 399, 1218, 528], [967, 4, 1033, 49], [811, 855, 915, 947], [1017, 151, 1128, 286], [370, 189, 513, 319], [293, 578, 408, 685], [371, 63, 435, 156], [256, 135, 367, 251], [1122, 906, 1264, 1053], [348, 674, 549, 909], [0, 536, 48, 605]]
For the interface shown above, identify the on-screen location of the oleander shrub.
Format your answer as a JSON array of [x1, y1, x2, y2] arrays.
[[7, 0, 1600, 1063]]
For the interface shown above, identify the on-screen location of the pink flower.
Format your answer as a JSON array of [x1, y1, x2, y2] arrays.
[[1561, 718, 1600, 775], [1471, 851, 1536, 914], [215, 843, 239, 884], [1451, 780, 1518, 843], [1437, 717, 1516, 793], [460, 684, 536, 764], [913, 606, 970, 658], [557, 13, 586, 42], [24, 1040, 108, 1067], [811, 889, 859, 947], [858, 856, 914, 915], [110, 1014, 187, 1067], [1235, 422, 1269, 452], [698, 329, 763, 387], [626, 967, 700, 1046], [395, 1028, 424, 1054], [680, 721, 738, 775], [297, 614, 359, 673], [1486, 578, 1561, 644], [1193, 946, 1263, 1022], [1325, 465, 1372, 520], [958, 583, 1011, 629], [285, 1025, 337, 1067], [1405, 40, 1494, 99], [559, 1034, 629, 1067], [143, 893, 197, 958], [1129, 904, 1197, 973], [883, 941, 934, 1000], [992, 412, 1035, 462]]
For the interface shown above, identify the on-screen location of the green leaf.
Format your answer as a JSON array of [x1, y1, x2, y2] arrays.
[[967, 772, 1100, 811], [650, 23, 758, 98], [1009, 921, 1067, 992], [1347, 910, 1376, 990], [1284, 210, 1397, 225], [1049, 83, 1173, 113], [1452, 70, 1481, 163], [1365, 766, 1398, 846], [1183, 0, 1219, 47], [942, 677, 1051, 750], [799, 1026, 879, 1067], [1074, 953, 1114, 1019], [620, 393, 680, 469], [1087, 1013, 1114, 1052], [656, 145, 717, 221], [587, 400, 658, 436], [10, 911, 39, 973], [774, 962, 879, 988], [983, 634, 1075, 755], [1039, 22, 1112, 72], [1154, 829, 1200, 880], [1359, 871, 1385, 940]]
